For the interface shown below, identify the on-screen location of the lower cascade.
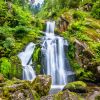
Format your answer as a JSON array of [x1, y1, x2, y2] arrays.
[[18, 42, 36, 80]]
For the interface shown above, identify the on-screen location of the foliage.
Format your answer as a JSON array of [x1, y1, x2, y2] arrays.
[[0, 58, 11, 78], [91, 1, 100, 19], [0, 0, 41, 79], [68, 21, 85, 34], [68, 0, 81, 8], [14, 26, 30, 38], [3, 37, 15, 49], [76, 68, 95, 81], [32, 46, 42, 74], [73, 10, 86, 20]]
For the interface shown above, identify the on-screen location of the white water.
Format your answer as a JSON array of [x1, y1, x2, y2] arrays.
[[41, 21, 74, 85], [18, 42, 36, 80]]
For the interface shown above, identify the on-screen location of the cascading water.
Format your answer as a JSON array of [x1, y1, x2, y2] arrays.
[[41, 21, 74, 85], [18, 42, 36, 80]]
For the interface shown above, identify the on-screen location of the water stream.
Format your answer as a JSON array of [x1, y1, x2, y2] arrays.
[[18, 21, 74, 94], [18, 42, 36, 80], [41, 21, 74, 85]]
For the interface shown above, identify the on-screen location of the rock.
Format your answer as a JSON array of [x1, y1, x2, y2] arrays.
[[86, 90, 100, 100], [41, 90, 84, 100], [57, 15, 69, 32], [41, 94, 54, 100], [0, 74, 4, 83], [97, 66, 100, 73], [74, 39, 100, 81], [63, 81, 87, 93], [0, 79, 40, 100], [32, 75, 52, 97]]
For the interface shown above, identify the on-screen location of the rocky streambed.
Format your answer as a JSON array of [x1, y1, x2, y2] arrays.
[[0, 74, 100, 100]]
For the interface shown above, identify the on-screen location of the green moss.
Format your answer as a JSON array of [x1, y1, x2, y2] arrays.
[[95, 95, 100, 100], [54, 90, 84, 100], [32, 46, 42, 74], [0, 58, 11, 78], [63, 81, 88, 94], [91, 1, 100, 19]]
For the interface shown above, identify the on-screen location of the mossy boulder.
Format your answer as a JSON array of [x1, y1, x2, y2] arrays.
[[63, 81, 87, 93], [41, 90, 84, 100], [0, 78, 40, 100], [31, 75, 52, 97]]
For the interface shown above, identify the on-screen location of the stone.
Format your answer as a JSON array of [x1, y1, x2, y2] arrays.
[[97, 66, 100, 73], [57, 15, 69, 32], [63, 81, 87, 93], [0, 79, 40, 100], [41, 90, 84, 100], [31, 75, 52, 97], [86, 91, 100, 100]]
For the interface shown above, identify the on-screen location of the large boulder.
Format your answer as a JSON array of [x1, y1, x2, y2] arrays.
[[31, 75, 52, 97], [0, 79, 40, 100], [63, 81, 87, 93]]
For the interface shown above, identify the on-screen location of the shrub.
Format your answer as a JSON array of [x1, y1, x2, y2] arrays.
[[14, 26, 29, 38], [3, 37, 15, 49], [73, 11, 86, 20], [91, 1, 100, 19], [68, 0, 81, 8], [0, 58, 11, 78], [69, 21, 85, 34]]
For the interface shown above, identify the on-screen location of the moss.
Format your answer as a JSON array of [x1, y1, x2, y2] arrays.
[[10, 56, 22, 79], [31, 75, 51, 97], [95, 95, 100, 100], [32, 45, 42, 74], [64, 81, 87, 93], [54, 90, 84, 100]]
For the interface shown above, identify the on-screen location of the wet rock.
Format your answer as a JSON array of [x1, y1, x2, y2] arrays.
[[63, 81, 87, 93], [32, 75, 52, 97]]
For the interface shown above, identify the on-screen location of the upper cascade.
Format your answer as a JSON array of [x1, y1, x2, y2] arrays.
[[46, 21, 55, 34]]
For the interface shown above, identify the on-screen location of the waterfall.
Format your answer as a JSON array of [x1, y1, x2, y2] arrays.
[[41, 21, 74, 85], [18, 42, 36, 80]]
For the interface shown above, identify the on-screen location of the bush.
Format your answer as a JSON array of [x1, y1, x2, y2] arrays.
[[0, 58, 11, 78], [68, 0, 81, 8], [14, 26, 30, 38], [69, 21, 85, 34], [3, 37, 15, 49], [73, 11, 86, 20], [91, 1, 100, 19]]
